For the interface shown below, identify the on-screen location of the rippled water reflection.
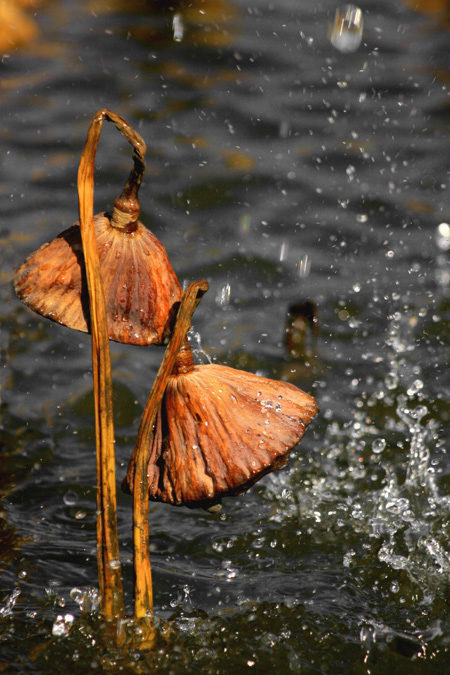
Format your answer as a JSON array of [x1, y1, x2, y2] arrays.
[[2, 0, 450, 672]]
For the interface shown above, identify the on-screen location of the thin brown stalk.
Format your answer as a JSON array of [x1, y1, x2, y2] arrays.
[[132, 279, 209, 621], [77, 109, 144, 622]]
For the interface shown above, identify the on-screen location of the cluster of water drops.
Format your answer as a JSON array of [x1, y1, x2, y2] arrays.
[[268, 304, 448, 597], [49, 586, 100, 638]]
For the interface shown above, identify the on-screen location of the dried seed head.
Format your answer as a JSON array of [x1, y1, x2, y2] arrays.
[[124, 353, 318, 508], [14, 212, 182, 345]]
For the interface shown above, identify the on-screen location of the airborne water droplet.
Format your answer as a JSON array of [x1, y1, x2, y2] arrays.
[[63, 491, 78, 506], [436, 222, 450, 251], [372, 438, 386, 454], [70, 587, 101, 613], [172, 13, 184, 42], [329, 5, 363, 54], [52, 613, 74, 637], [298, 254, 311, 278], [407, 379, 424, 397], [385, 371, 398, 391], [215, 283, 231, 306]]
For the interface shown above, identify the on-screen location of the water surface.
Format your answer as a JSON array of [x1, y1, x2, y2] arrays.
[[1, 0, 450, 672]]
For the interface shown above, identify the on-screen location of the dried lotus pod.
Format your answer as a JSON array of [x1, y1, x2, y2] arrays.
[[14, 212, 182, 345], [14, 109, 182, 346], [124, 343, 318, 508]]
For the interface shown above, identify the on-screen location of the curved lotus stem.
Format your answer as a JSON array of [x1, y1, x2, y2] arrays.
[[132, 279, 209, 621], [77, 108, 145, 622]]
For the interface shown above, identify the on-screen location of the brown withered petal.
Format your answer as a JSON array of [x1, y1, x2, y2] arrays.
[[14, 212, 182, 346], [126, 356, 318, 508]]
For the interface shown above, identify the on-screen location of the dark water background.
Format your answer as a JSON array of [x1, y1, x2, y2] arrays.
[[2, 0, 450, 672]]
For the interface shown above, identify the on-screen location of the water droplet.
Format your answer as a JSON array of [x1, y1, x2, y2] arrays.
[[188, 330, 211, 364], [261, 399, 274, 409], [0, 588, 21, 618], [410, 405, 428, 421], [385, 371, 398, 390], [172, 13, 184, 42], [407, 379, 423, 397], [343, 549, 356, 567], [74, 510, 87, 520], [215, 283, 231, 306], [360, 625, 375, 651], [436, 222, 450, 251], [330, 5, 363, 53], [70, 587, 100, 613], [240, 214, 251, 233], [372, 438, 386, 454], [279, 120, 290, 138], [107, 559, 121, 570], [298, 254, 311, 278], [52, 613, 74, 637], [63, 491, 78, 506]]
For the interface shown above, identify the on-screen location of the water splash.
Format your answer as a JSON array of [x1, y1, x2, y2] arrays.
[[0, 588, 21, 618], [188, 330, 211, 364], [70, 587, 101, 614], [52, 613, 74, 637], [265, 304, 449, 618]]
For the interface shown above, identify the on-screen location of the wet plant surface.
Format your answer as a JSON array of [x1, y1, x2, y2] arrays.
[[2, 0, 450, 672]]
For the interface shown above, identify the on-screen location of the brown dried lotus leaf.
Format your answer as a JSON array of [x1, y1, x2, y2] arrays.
[[14, 212, 182, 345], [144, 364, 318, 507]]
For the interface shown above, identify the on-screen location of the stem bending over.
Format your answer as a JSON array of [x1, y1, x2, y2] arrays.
[[77, 109, 146, 622]]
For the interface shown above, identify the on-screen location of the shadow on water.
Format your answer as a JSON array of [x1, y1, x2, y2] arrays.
[[2, 0, 450, 672]]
